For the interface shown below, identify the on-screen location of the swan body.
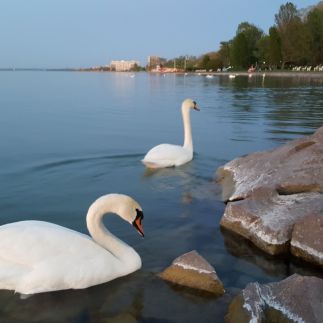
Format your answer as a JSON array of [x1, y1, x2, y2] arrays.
[[0, 194, 144, 295], [142, 98, 199, 168]]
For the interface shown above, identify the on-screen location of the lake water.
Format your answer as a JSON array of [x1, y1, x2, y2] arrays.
[[0, 71, 323, 322]]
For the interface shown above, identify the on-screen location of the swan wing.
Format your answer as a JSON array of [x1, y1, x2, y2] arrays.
[[0, 221, 127, 294], [142, 144, 192, 168]]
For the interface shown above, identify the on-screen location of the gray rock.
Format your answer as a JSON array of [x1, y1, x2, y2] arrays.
[[217, 126, 323, 202], [159, 250, 225, 296], [226, 274, 323, 323], [217, 126, 323, 260], [220, 187, 323, 255], [291, 214, 323, 267]]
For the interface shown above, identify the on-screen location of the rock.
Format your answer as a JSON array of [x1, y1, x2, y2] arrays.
[[159, 250, 225, 296], [217, 126, 323, 202], [217, 126, 323, 261], [291, 214, 323, 267], [226, 274, 323, 323], [220, 187, 323, 255]]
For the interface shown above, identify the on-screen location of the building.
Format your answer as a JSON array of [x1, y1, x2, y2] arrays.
[[147, 56, 167, 69], [110, 60, 140, 72]]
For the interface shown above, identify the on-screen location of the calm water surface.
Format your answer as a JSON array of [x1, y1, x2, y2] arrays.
[[0, 72, 323, 322]]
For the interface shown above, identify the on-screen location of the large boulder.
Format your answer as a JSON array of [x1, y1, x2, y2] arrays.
[[159, 250, 225, 296], [291, 213, 323, 267], [226, 274, 323, 323], [217, 127, 323, 261], [220, 187, 323, 255], [217, 126, 323, 202]]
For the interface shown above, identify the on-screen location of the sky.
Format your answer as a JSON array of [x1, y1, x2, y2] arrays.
[[0, 0, 319, 68]]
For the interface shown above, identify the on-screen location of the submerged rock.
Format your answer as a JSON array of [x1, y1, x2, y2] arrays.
[[159, 250, 224, 296], [226, 274, 323, 323], [217, 126, 323, 262]]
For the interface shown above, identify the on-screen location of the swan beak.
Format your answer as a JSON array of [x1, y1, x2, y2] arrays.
[[193, 102, 200, 111], [133, 209, 144, 237]]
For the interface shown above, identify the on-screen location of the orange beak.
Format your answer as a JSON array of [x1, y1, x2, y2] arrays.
[[134, 217, 144, 237]]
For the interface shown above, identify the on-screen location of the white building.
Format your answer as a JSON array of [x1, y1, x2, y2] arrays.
[[110, 60, 140, 72]]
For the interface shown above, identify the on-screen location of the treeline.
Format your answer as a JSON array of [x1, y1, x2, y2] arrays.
[[169, 1, 323, 71]]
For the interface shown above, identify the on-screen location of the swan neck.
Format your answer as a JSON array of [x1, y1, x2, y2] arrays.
[[182, 106, 193, 151], [86, 196, 136, 262]]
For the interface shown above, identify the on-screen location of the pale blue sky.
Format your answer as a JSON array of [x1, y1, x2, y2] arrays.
[[0, 0, 318, 68]]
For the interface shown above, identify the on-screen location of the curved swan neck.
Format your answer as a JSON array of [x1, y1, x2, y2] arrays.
[[182, 105, 193, 151], [86, 195, 138, 262]]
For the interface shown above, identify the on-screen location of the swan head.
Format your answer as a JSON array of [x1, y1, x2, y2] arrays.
[[182, 98, 200, 111], [88, 194, 144, 237], [112, 194, 144, 237]]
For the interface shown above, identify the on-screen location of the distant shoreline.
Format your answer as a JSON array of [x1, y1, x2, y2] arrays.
[[1, 69, 323, 79]]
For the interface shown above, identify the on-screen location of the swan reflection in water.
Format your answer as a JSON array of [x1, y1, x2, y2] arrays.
[[142, 161, 221, 205], [0, 271, 147, 322]]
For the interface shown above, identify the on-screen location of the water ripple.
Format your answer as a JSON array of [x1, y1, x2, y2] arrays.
[[4, 153, 144, 176]]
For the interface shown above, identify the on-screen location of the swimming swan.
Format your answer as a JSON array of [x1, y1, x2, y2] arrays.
[[0, 194, 144, 295], [142, 98, 199, 168]]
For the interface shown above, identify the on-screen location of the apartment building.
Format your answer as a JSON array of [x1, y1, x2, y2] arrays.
[[110, 60, 140, 71]]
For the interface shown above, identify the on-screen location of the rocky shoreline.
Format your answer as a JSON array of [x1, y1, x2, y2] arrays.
[[217, 126, 323, 265], [215, 126, 323, 322]]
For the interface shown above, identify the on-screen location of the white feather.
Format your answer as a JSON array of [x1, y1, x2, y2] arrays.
[[0, 194, 143, 295], [142, 98, 199, 168]]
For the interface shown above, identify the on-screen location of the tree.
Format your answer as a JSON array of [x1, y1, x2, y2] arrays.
[[268, 26, 282, 68], [230, 33, 249, 68], [218, 41, 231, 67], [230, 22, 263, 69], [274, 2, 310, 67], [275, 2, 299, 32], [197, 53, 221, 71], [306, 7, 323, 65], [257, 35, 270, 67], [200, 54, 210, 69]]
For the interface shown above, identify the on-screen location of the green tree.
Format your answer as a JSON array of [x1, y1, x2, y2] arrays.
[[237, 22, 263, 65], [268, 26, 282, 68], [230, 33, 249, 68], [275, 2, 310, 67], [230, 22, 263, 69], [200, 54, 210, 69], [218, 41, 231, 67], [275, 2, 299, 32], [306, 7, 323, 65], [257, 35, 270, 67]]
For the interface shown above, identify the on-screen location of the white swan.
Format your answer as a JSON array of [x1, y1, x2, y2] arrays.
[[142, 98, 199, 168], [0, 194, 144, 295]]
